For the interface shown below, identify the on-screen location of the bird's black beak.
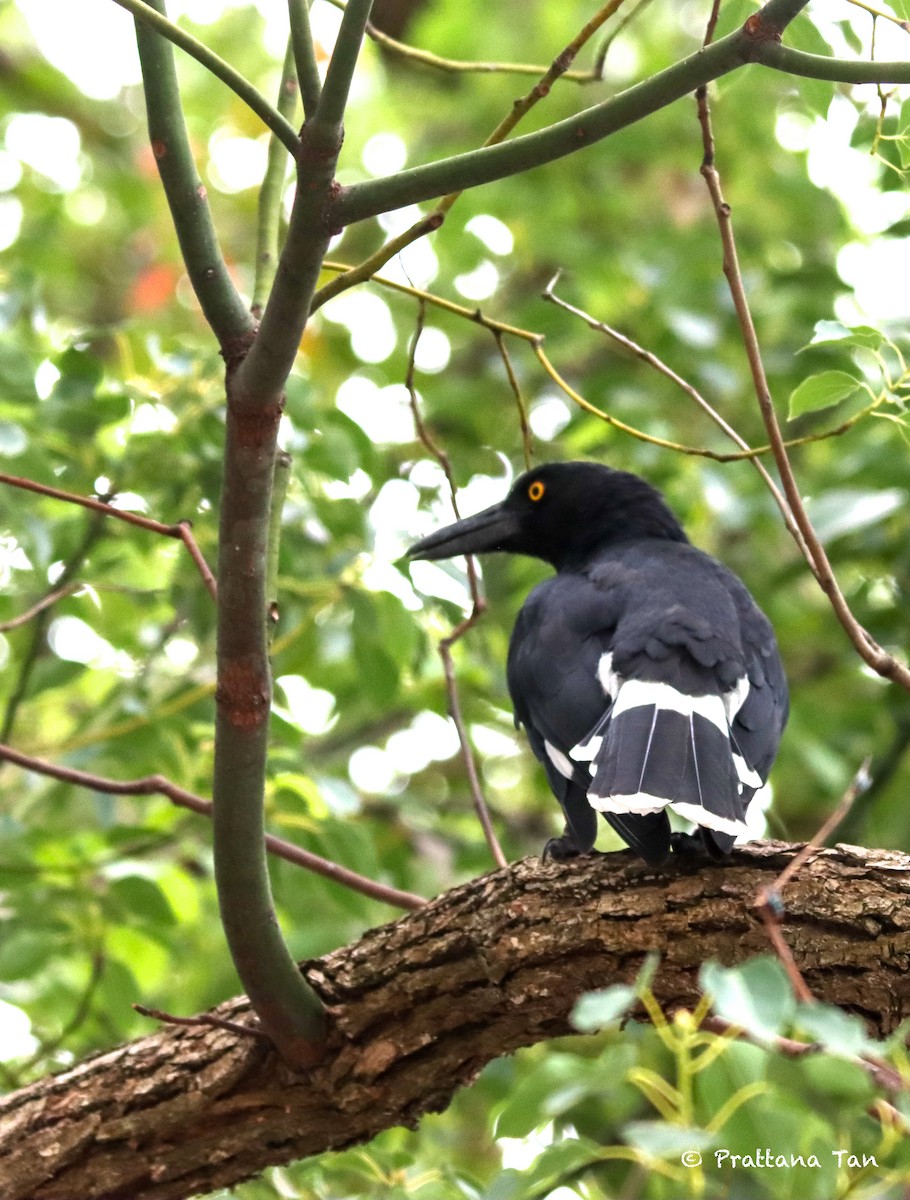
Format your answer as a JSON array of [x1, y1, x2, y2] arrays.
[[407, 501, 519, 561]]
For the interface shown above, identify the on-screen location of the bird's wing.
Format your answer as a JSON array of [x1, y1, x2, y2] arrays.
[[508, 568, 672, 864], [724, 572, 790, 788], [580, 544, 784, 851]]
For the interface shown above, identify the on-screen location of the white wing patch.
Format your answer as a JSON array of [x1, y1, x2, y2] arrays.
[[544, 739, 575, 780], [723, 675, 750, 722], [597, 651, 621, 699]]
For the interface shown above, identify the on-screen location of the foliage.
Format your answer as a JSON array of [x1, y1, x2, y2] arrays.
[[1, 0, 910, 1195]]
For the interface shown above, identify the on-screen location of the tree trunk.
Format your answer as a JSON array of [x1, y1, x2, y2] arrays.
[[2, 841, 909, 1200]]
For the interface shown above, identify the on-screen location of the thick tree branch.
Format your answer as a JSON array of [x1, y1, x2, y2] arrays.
[[3, 842, 910, 1200], [210, 0, 376, 1072]]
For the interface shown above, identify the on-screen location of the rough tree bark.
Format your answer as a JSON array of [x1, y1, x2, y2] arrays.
[[2, 840, 909, 1200]]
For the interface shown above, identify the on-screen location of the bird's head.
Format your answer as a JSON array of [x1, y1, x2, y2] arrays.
[[407, 461, 687, 571]]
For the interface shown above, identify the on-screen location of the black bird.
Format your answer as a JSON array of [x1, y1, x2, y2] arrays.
[[407, 461, 788, 865]]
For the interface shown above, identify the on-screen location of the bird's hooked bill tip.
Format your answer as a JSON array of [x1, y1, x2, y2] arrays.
[[405, 503, 518, 562]]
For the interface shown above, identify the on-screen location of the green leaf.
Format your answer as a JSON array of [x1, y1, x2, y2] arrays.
[[794, 1002, 880, 1057], [106, 875, 177, 929], [807, 320, 884, 351], [798, 1054, 875, 1104], [788, 371, 866, 419], [571, 954, 659, 1031], [805, 488, 905, 542], [700, 957, 795, 1041], [622, 1121, 716, 1159], [571, 984, 636, 1032]]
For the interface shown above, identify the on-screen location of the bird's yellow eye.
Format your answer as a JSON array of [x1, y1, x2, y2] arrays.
[[528, 480, 545, 502]]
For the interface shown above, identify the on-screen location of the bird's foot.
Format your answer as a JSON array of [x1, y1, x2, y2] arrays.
[[670, 831, 707, 859], [541, 835, 592, 863]]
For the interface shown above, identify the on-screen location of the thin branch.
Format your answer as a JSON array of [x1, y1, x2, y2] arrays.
[[759, 43, 910, 84], [754, 759, 871, 1003], [288, 0, 322, 119], [0, 583, 83, 633], [320, 261, 541, 340], [110, 0, 300, 154], [494, 332, 533, 469], [330, 12, 797, 230], [134, 1004, 270, 1039], [310, 213, 443, 312], [0, 472, 217, 601], [0, 741, 426, 911], [699, 1015, 908, 1105], [404, 303, 506, 870], [1, 511, 106, 747], [324, 0, 609, 81], [539, 277, 808, 554], [315, 0, 373, 132], [131, 0, 255, 350], [313, 0, 628, 312], [266, 450, 292, 642], [253, 39, 300, 315], [592, 0, 658, 75], [846, 0, 910, 34], [175, 522, 218, 602], [533, 342, 755, 460], [695, 72, 910, 692], [15, 953, 106, 1076]]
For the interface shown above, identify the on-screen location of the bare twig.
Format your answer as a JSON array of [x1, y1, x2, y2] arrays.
[[404, 302, 507, 870], [311, 1, 628, 313], [494, 331, 533, 469], [322, 0, 611, 82], [133, 1004, 270, 1040], [541, 275, 808, 552], [694, 75, 910, 692], [700, 1015, 908, 1104], [0, 741, 426, 911], [846, 0, 910, 34], [0, 583, 84, 632], [754, 759, 872, 1003], [0, 471, 217, 602]]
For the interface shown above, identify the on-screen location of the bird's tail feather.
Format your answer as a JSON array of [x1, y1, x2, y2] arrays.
[[581, 684, 750, 839]]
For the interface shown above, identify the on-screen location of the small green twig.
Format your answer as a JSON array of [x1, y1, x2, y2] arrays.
[[322, 0, 607, 81], [314, 0, 629, 313], [253, 40, 300, 315], [315, 0, 373, 132], [288, 0, 322, 119], [404, 303, 506, 871], [494, 332, 533, 469], [266, 451, 292, 642]]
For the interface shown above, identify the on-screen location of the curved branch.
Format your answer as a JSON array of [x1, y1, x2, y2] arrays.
[[288, 0, 322, 119], [331, 29, 751, 227], [759, 43, 910, 83], [112, 0, 300, 154], [0, 741, 425, 911], [132, 0, 255, 350], [2, 842, 909, 1200]]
